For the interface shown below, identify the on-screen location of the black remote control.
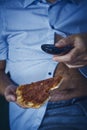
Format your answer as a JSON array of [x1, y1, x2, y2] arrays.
[[41, 44, 73, 55]]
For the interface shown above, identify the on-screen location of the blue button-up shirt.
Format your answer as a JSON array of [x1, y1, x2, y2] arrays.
[[0, 0, 87, 130]]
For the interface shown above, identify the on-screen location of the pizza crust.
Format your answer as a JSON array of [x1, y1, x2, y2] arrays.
[[16, 76, 62, 108]]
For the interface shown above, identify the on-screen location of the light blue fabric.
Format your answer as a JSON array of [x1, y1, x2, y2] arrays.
[[0, 0, 87, 130], [79, 66, 87, 78]]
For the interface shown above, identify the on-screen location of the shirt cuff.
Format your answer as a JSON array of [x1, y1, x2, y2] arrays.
[[79, 66, 87, 78]]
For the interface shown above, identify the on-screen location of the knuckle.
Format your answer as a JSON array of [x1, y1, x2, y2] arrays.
[[68, 56, 73, 61]]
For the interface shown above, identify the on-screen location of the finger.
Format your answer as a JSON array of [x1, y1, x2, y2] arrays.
[[4, 85, 17, 102], [65, 63, 84, 68], [53, 47, 79, 63], [5, 95, 16, 102], [65, 59, 87, 68], [55, 37, 74, 48]]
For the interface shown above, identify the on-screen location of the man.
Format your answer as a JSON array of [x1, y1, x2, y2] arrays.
[[0, 0, 87, 130]]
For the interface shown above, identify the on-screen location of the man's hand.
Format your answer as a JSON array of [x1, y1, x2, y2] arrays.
[[0, 60, 17, 103], [4, 85, 17, 102], [4, 85, 26, 108], [53, 33, 87, 68]]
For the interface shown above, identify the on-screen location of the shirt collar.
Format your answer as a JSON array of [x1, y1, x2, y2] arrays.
[[23, 0, 36, 7], [23, 0, 79, 7]]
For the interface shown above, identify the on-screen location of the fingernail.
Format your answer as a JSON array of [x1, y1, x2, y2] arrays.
[[11, 96, 16, 101]]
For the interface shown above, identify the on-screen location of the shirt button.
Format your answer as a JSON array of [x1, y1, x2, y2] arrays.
[[48, 72, 52, 75]]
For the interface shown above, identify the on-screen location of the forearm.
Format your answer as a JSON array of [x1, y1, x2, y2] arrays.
[[0, 60, 14, 95], [0, 70, 14, 95]]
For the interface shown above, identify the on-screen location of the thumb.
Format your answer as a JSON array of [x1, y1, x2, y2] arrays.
[[5, 95, 16, 102], [4, 85, 17, 102]]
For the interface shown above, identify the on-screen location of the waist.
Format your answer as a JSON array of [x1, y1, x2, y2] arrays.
[[49, 86, 87, 102]]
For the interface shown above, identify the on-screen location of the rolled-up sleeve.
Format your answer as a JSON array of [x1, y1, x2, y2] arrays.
[[0, 7, 7, 60]]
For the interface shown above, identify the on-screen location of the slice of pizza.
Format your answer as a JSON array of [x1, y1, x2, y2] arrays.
[[16, 76, 62, 108]]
